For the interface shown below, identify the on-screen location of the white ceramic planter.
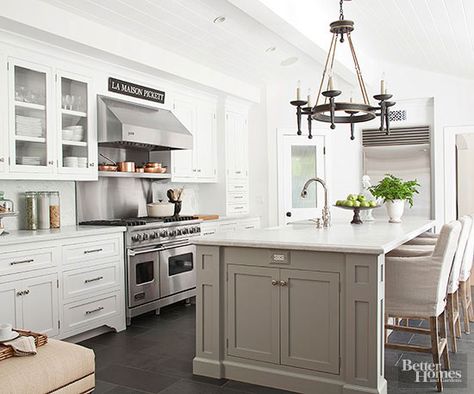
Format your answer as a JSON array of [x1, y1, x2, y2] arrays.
[[385, 199, 405, 223]]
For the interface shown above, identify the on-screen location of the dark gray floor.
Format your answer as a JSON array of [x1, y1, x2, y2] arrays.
[[79, 301, 473, 394]]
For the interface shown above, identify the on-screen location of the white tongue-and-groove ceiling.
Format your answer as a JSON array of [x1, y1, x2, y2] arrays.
[[39, 0, 318, 84]]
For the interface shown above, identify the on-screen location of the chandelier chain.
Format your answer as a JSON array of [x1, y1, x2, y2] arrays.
[[339, 0, 344, 20]]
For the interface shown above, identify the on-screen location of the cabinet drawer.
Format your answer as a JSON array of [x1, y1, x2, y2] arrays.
[[63, 292, 120, 332], [227, 182, 248, 192], [238, 218, 261, 230], [218, 221, 238, 233], [62, 237, 121, 266], [62, 262, 120, 300], [228, 192, 249, 204], [0, 247, 57, 275], [227, 203, 249, 215], [201, 223, 218, 236]]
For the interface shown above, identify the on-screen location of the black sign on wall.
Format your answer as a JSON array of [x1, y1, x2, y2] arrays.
[[108, 77, 165, 104]]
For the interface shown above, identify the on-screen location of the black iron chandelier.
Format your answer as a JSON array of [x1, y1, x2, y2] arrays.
[[290, 0, 395, 140]]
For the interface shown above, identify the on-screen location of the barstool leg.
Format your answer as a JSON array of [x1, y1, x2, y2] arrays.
[[468, 275, 474, 322], [447, 293, 457, 352], [430, 316, 443, 392], [459, 282, 470, 334], [454, 291, 462, 338], [439, 311, 450, 370]]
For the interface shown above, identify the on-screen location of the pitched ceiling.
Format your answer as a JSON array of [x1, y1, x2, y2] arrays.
[[38, 0, 318, 84], [240, 0, 474, 80]]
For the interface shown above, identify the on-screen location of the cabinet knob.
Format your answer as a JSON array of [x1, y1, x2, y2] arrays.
[[89, 162, 95, 167], [48, 160, 54, 165], [16, 291, 23, 296], [271, 280, 278, 286], [25, 289, 30, 295], [279, 280, 288, 287], [0, 157, 4, 163]]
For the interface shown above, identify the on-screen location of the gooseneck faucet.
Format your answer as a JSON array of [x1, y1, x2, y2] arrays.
[[300, 177, 331, 228]]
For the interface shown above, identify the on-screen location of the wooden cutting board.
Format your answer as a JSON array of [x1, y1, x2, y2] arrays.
[[195, 214, 220, 221]]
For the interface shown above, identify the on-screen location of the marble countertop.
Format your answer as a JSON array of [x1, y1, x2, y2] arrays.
[[0, 225, 126, 246], [193, 218, 435, 255]]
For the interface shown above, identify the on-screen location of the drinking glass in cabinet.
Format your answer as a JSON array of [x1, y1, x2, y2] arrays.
[[61, 78, 87, 113], [14, 66, 46, 106]]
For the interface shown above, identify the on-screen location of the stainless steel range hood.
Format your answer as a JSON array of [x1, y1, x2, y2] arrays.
[[97, 95, 193, 151]]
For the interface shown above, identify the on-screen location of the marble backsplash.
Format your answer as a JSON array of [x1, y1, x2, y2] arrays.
[[0, 180, 76, 231]]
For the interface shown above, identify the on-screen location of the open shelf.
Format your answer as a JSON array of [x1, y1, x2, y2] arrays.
[[99, 171, 171, 180], [15, 101, 46, 111], [61, 109, 87, 117], [62, 140, 87, 147], [15, 135, 46, 143]]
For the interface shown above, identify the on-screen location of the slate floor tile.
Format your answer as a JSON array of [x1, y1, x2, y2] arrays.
[[97, 364, 179, 393]]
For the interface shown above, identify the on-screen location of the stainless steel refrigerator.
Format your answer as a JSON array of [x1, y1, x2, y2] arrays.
[[362, 126, 432, 219]]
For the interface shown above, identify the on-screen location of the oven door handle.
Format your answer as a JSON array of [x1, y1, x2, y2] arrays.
[[160, 240, 193, 251], [128, 247, 163, 257]]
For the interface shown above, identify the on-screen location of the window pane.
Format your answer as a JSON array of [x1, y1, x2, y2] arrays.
[[291, 145, 317, 209]]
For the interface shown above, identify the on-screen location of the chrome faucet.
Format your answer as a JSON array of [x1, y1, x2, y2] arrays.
[[300, 177, 331, 228]]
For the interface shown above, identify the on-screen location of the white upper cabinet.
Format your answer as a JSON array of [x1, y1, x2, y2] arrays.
[[57, 70, 96, 178], [1, 57, 96, 181], [8, 58, 54, 175], [172, 95, 196, 179], [0, 54, 7, 174], [171, 92, 217, 183], [225, 107, 249, 180]]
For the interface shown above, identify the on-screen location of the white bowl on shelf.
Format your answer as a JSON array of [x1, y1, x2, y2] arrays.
[[64, 125, 83, 131], [64, 157, 79, 167], [62, 129, 74, 140]]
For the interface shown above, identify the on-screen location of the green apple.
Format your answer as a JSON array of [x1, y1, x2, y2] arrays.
[[369, 200, 377, 207], [353, 200, 361, 207], [357, 194, 366, 202], [361, 201, 370, 208], [345, 200, 354, 207], [335, 200, 342, 206], [347, 194, 356, 201]]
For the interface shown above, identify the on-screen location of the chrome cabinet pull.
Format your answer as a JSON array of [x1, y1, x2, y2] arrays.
[[84, 276, 103, 284], [16, 290, 29, 296], [0, 157, 4, 163], [85, 306, 104, 315], [271, 280, 278, 286], [280, 280, 288, 287], [83, 248, 103, 254], [10, 259, 34, 266]]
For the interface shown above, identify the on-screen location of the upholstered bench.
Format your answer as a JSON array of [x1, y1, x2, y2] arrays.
[[0, 339, 95, 393]]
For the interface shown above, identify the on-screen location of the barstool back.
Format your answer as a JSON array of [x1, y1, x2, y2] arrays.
[[447, 216, 472, 295]]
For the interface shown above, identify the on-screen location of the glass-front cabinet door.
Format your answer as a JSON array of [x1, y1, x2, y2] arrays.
[[8, 59, 54, 174], [57, 70, 95, 177]]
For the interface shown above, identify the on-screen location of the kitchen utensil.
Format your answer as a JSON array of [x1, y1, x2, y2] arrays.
[[99, 153, 117, 166], [117, 162, 135, 172], [144, 162, 162, 168], [147, 202, 175, 217], [167, 189, 174, 202], [98, 164, 118, 172], [176, 188, 183, 200], [195, 214, 220, 221], [144, 167, 163, 173]]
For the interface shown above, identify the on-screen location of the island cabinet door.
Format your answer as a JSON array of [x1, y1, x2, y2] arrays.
[[280, 269, 340, 374], [227, 265, 280, 364]]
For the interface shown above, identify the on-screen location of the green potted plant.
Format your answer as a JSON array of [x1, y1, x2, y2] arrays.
[[368, 174, 420, 223]]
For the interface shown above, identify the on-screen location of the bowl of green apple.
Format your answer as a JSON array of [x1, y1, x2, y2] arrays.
[[334, 194, 380, 224]]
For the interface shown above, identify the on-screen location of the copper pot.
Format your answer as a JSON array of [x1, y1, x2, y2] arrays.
[[117, 162, 135, 172], [135, 167, 145, 173], [98, 164, 118, 172], [144, 162, 162, 168]]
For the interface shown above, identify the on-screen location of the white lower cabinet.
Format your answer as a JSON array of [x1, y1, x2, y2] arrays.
[[0, 230, 125, 339], [0, 274, 59, 337], [226, 264, 340, 373], [201, 217, 260, 237]]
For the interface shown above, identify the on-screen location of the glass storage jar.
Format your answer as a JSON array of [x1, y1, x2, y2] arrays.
[[25, 191, 38, 230], [0, 191, 14, 214], [49, 191, 60, 229], [38, 192, 50, 230]]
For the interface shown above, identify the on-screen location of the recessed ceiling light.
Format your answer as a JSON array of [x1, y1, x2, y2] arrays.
[[280, 57, 299, 66], [265, 46, 277, 53], [213, 16, 226, 24]]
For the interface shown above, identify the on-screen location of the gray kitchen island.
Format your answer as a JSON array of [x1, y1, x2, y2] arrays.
[[192, 218, 435, 394]]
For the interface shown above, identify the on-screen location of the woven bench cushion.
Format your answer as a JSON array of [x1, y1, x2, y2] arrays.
[[0, 339, 95, 394]]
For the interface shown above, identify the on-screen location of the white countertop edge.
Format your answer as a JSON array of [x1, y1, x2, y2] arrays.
[[193, 220, 436, 255], [0, 225, 126, 246]]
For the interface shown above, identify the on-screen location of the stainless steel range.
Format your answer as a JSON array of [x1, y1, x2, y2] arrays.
[[80, 216, 202, 325]]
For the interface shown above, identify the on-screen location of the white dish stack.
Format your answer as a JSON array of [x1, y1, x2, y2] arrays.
[[62, 125, 84, 142], [64, 157, 87, 168], [19, 156, 41, 166], [16, 115, 43, 138]]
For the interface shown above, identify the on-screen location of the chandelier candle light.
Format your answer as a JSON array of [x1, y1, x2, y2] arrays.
[[290, 0, 396, 140]]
